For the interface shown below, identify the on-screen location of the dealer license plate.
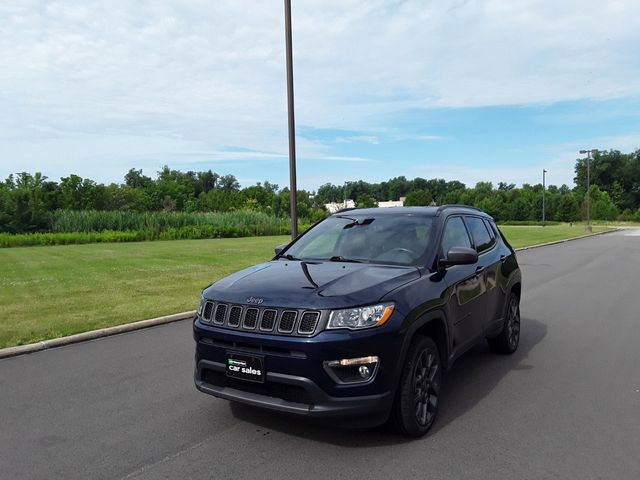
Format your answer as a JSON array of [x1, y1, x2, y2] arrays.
[[225, 351, 265, 383]]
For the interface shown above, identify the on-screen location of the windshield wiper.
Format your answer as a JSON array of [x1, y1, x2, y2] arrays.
[[343, 217, 375, 229], [328, 255, 364, 263], [277, 253, 301, 261]]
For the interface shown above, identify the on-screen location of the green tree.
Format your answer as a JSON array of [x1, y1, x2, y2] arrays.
[[356, 194, 377, 208], [404, 189, 433, 206]]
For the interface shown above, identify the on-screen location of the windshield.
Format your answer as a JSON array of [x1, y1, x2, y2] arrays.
[[282, 214, 435, 266]]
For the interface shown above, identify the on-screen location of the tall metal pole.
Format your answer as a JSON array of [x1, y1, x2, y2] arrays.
[[542, 169, 547, 226], [586, 152, 591, 232], [580, 149, 597, 232], [284, 0, 298, 239], [343, 181, 347, 208]]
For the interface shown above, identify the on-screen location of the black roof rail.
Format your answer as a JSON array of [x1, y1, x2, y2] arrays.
[[435, 204, 483, 216], [334, 207, 358, 214]]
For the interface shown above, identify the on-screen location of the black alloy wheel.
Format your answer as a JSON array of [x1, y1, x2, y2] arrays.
[[505, 294, 520, 350], [390, 336, 442, 437], [413, 347, 440, 428], [487, 292, 521, 354]]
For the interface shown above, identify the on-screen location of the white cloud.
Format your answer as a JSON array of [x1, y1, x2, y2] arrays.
[[414, 130, 640, 188], [0, 0, 639, 182]]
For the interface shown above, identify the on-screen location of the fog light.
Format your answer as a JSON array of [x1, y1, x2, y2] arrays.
[[323, 356, 379, 384]]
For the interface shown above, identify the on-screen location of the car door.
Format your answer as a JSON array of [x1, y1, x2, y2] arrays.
[[463, 216, 501, 334], [440, 216, 486, 353]]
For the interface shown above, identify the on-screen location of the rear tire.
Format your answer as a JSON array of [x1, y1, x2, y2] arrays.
[[487, 292, 520, 354], [389, 336, 442, 437]]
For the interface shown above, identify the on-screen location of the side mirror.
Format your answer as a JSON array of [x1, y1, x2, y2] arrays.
[[274, 243, 288, 256], [439, 246, 478, 269]]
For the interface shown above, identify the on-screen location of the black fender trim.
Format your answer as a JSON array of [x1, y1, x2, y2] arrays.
[[392, 309, 451, 389]]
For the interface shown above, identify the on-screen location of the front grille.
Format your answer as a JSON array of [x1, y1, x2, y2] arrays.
[[214, 304, 227, 325], [228, 306, 242, 327], [203, 369, 313, 406], [243, 308, 259, 329], [202, 301, 214, 322], [202, 302, 321, 336], [260, 310, 277, 331], [278, 311, 297, 333], [298, 312, 319, 334]]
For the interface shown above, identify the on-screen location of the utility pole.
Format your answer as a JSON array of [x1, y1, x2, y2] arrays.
[[343, 181, 347, 209], [542, 169, 547, 226], [579, 149, 598, 233], [284, 0, 298, 239]]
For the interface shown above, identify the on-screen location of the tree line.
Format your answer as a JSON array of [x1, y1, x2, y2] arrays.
[[316, 149, 639, 222], [0, 166, 322, 233], [1, 149, 639, 234]]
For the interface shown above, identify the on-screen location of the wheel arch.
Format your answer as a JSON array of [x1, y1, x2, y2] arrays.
[[395, 310, 451, 386]]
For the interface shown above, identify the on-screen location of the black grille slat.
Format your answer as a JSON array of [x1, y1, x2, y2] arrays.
[[228, 306, 242, 327], [202, 301, 214, 322], [205, 302, 318, 336], [260, 310, 277, 331], [278, 311, 297, 333], [243, 308, 259, 329], [214, 304, 227, 324], [298, 311, 319, 334]]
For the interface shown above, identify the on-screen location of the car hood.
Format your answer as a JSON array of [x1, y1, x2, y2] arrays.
[[203, 260, 421, 309]]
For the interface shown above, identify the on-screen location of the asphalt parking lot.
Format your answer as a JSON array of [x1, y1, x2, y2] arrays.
[[1, 230, 639, 480]]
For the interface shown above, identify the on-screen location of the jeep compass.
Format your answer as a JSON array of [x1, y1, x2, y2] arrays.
[[193, 205, 522, 437]]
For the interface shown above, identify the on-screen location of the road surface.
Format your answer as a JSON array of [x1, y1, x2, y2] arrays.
[[1, 230, 639, 479]]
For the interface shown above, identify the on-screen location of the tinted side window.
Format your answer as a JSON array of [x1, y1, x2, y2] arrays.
[[465, 216, 494, 253], [483, 219, 497, 240], [441, 216, 471, 256], [486, 219, 512, 249]]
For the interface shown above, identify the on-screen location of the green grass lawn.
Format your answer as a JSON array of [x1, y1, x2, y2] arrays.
[[498, 224, 612, 249], [0, 225, 615, 348], [0, 236, 289, 348]]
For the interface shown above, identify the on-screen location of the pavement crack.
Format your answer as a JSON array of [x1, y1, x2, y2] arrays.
[[118, 440, 208, 480]]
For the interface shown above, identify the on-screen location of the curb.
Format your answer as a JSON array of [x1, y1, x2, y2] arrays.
[[0, 310, 196, 360], [0, 228, 622, 361], [513, 227, 621, 252]]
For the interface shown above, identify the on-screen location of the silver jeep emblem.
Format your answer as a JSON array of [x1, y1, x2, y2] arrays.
[[246, 296, 264, 305]]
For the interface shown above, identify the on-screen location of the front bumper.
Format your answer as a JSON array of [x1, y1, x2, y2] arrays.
[[193, 316, 401, 423], [195, 359, 393, 423]]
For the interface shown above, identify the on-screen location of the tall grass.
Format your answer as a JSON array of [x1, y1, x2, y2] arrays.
[[1, 210, 314, 247], [51, 209, 293, 234]]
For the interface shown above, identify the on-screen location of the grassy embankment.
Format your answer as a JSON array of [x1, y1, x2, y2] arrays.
[[0, 225, 615, 348]]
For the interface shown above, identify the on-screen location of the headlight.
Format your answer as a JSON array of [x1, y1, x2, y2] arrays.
[[197, 296, 206, 316], [327, 303, 394, 330]]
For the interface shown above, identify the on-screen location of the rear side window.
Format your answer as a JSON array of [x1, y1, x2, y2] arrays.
[[483, 219, 497, 240], [486, 219, 512, 249], [465, 216, 495, 253], [441, 216, 471, 255]]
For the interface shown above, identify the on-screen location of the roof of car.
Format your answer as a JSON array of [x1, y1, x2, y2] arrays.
[[332, 205, 490, 218]]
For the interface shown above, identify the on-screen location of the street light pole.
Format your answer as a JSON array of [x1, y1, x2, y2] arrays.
[[579, 149, 598, 233], [284, 0, 298, 239], [542, 169, 547, 226]]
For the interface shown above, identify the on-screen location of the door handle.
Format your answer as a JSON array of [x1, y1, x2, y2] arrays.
[[475, 265, 485, 273], [499, 254, 507, 263]]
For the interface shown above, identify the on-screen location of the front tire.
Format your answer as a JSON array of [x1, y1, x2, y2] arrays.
[[389, 336, 442, 437], [487, 292, 521, 354]]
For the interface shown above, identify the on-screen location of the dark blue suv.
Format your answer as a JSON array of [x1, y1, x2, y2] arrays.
[[193, 205, 522, 436]]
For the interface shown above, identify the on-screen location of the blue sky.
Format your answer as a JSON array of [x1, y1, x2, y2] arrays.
[[1, 0, 640, 193]]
